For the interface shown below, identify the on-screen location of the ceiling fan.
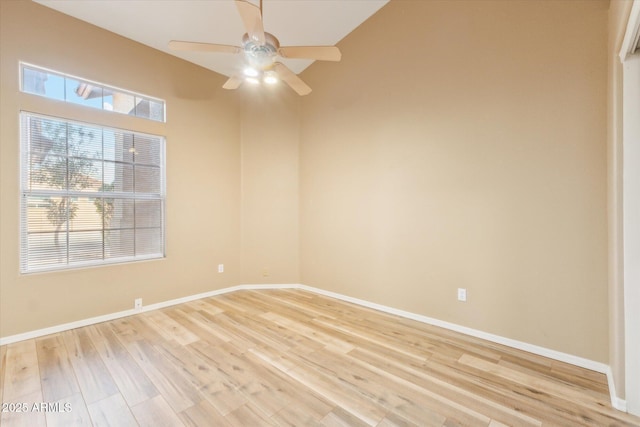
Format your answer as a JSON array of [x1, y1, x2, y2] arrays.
[[168, 0, 342, 96]]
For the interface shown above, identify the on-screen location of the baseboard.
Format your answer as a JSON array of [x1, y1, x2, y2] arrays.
[[607, 366, 628, 412], [0, 282, 626, 412]]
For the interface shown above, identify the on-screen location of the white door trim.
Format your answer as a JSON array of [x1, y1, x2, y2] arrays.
[[620, 0, 640, 416], [620, 1, 640, 62]]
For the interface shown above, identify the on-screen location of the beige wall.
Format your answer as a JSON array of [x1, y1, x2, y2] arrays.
[[239, 89, 300, 284], [299, 0, 610, 362], [0, 0, 243, 337]]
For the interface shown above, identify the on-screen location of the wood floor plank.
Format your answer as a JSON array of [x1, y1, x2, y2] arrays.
[[188, 340, 255, 390], [123, 339, 201, 413], [152, 339, 221, 391], [220, 309, 303, 353], [238, 372, 291, 418], [549, 359, 609, 395], [312, 316, 428, 362], [376, 411, 421, 427], [203, 295, 251, 316], [256, 289, 338, 320], [163, 308, 229, 346], [262, 312, 355, 354], [178, 399, 231, 427], [2, 288, 639, 427], [195, 312, 257, 351], [87, 393, 138, 427], [271, 406, 327, 427], [249, 344, 384, 424], [61, 328, 119, 404], [224, 309, 324, 356], [184, 342, 248, 415], [429, 350, 587, 426], [458, 353, 640, 426], [142, 309, 199, 346], [110, 316, 164, 345], [198, 379, 247, 416], [238, 290, 321, 324], [35, 334, 80, 402], [2, 340, 41, 402], [130, 395, 185, 427], [0, 390, 46, 427], [178, 309, 234, 344], [85, 323, 158, 406], [348, 346, 542, 426], [320, 406, 373, 427], [303, 346, 486, 426], [43, 392, 92, 427], [460, 353, 607, 408], [242, 349, 335, 420], [285, 364, 387, 425], [182, 298, 224, 315], [224, 402, 276, 426]]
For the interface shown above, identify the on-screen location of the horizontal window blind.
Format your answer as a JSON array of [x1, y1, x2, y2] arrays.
[[20, 112, 165, 273]]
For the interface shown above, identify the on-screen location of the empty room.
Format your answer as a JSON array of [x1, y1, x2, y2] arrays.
[[2, 0, 640, 425]]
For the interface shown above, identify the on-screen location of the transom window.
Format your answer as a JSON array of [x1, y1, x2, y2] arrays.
[[21, 63, 165, 122], [20, 112, 165, 273]]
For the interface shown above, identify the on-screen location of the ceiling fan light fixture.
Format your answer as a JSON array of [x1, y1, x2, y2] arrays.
[[168, 0, 343, 96], [263, 72, 278, 85], [243, 67, 259, 77]]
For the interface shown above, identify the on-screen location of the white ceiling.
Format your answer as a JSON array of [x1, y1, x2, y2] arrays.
[[34, 0, 388, 78]]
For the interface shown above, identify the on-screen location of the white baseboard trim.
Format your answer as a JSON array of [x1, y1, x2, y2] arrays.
[[0, 282, 626, 412], [607, 366, 628, 412]]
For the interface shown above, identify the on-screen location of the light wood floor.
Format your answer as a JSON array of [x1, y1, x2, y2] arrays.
[[1, 289, 639, 427]]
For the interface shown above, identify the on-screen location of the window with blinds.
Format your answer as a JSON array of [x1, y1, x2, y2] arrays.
[[20, 112, 165, 273]]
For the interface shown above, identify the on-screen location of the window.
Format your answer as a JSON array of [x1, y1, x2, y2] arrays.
[[21, 63, 165, 122], [19, 64, 166, 273], [20, 112, 165, 273]]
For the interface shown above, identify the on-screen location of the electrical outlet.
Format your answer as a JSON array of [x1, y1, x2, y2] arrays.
[[218, 264, 224, 273], [457, 288, 467, 302], [134, 298, 142, 310], [262, 269, 269, 277]]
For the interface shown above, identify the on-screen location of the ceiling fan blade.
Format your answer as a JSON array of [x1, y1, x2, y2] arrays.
[[235, 0, 265, 45], [223, 76, 243, 90], [168, 40, 241, 54], [273, 63, 311, 96], [278, 46, 342, 62]]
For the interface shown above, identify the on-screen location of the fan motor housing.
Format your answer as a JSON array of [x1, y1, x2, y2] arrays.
[[242, 33, 279, 69], [242, 32, 279, 60]]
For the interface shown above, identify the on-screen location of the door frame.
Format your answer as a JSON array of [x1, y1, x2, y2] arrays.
[[620, 0, 640, 416]]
